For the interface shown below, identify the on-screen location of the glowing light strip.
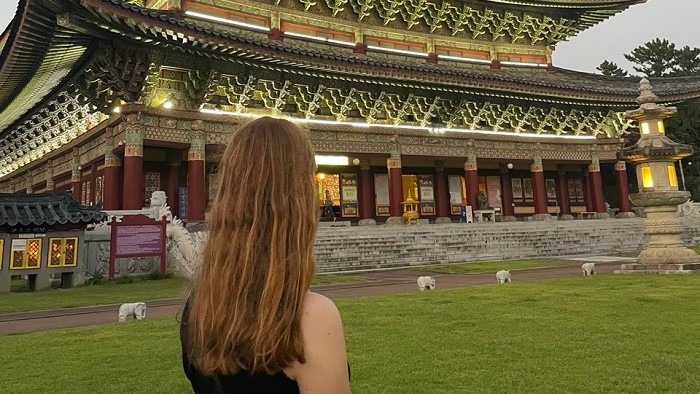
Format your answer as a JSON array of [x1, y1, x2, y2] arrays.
[[366, 45, 428, 58], [284, 31, 355, 47], [199, 109, 596, 140], [500, 60, 548, 68], [437, 55, 492, 64], [185, 10, 271, 32], [315, 155, 349, 165]]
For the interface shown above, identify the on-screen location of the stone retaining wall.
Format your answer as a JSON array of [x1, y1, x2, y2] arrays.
[[314, 218, 700, 273]]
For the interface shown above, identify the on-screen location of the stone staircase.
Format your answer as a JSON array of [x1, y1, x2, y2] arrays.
[[314, 218, 700, 273]]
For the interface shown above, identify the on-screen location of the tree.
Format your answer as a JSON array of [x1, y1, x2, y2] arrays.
[[672, 46, 700, 76], [666, 100, 700, 148], [623, 38, 678, 77], [596, 60, 628, 76]]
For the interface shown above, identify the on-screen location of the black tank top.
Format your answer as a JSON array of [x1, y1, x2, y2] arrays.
[[180, 303, 300, 394]]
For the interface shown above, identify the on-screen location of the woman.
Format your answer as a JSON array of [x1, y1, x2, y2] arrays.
[[181, 117, 351, 394]]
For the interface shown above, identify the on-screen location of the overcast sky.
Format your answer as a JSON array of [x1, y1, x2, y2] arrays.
[[0, 0, 698, 74]]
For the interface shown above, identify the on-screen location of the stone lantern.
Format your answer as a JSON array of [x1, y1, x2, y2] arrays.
[[617, 78, 700, 273]]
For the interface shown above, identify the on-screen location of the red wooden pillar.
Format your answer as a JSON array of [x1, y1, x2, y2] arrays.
[[583, 169, 594, 213], [434, 161, 452, 223], [167, 152, 181, 219], [187, 122, 206, 221], [90, 162, 98, 205], [614, 161, 635, 217], [499, 164, 515, 220], [531, 158, 549, 217], [387, 155, 403, 219], [71, 148, 82, 202], [103, 146, 122, 210], [464, 150, 479, 210], [358, 160, 376, 225], [122, 118, 144, 210], [556, 168, 573, 219], [589, 160, 606, 214]]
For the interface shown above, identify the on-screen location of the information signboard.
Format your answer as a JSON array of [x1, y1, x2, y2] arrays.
[[109, 215, 167, 280]]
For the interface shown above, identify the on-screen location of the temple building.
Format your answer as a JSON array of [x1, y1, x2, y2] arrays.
[[1, 0, 700, 224]]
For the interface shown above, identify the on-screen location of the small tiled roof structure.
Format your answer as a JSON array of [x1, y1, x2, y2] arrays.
[[0, 191, 106, 230]]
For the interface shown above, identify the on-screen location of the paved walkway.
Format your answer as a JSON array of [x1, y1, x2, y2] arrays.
[[0, 258, 626, 336]]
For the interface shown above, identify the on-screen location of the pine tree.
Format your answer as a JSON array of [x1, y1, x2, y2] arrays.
[[623, 38, 678, 77], [596, 60, 628, 76], [671, 46, 700, 76]]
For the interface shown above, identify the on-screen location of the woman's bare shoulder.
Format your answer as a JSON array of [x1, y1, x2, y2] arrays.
[[287, 292, 350, 393]]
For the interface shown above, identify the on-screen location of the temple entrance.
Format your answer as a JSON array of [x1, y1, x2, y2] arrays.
[[315, 172, 340, 219], [401, 175, 419, 201]]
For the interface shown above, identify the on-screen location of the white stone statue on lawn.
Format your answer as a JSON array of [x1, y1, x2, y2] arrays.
[[417, 276, 436, 291], [496, 270, 511, 284], [581, 263, 596, 276], [118, 302, 147, 322]]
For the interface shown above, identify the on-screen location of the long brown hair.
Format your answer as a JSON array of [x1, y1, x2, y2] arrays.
[[186, 117, 318, 375]]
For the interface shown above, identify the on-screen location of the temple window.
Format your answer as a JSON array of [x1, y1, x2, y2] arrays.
[[145, 172, 161, 203], [567, 178, 585, 203], [10, 239, 42, 269], [48, 238, 79, 267]]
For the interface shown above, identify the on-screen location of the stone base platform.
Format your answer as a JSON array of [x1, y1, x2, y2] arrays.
[[615, 263, 700, 274]]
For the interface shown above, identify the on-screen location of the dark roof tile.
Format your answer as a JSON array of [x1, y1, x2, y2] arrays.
[[0, 191, 106, 229]]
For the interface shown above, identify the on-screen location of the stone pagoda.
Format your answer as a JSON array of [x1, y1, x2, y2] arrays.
[[617, 78, 700, 274]]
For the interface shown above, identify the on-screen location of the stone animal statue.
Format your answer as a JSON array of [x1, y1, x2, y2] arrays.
[[417, 276, 436, 291], [403, 210, 420, 225], [581, 263, 596, 276], [150, 191, 206, 276], [118, 302, 147, 322], [496, 270, 511, 284]]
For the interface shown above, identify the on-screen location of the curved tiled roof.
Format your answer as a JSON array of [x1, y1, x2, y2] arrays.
[[82, 0, 699, 106], [0, 0, 95, 134], [0, 0, 698, 139], [0, 191, 106, 228]]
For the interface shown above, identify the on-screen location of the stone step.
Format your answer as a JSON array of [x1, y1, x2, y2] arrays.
[[310, 219, 700, 273]]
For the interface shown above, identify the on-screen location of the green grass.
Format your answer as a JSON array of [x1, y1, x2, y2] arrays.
[[2, 275, 699, 393], [0, 277, 188, 314], [0, 274, 368, 315], [414, 259, 567, 274], [312, 274, 371, 286]]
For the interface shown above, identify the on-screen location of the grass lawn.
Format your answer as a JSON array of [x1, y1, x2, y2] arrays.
[[2, 275, 699, 393], [414, 259, 567, 274], [0, 273, 370, 315], [0, 277, 188, 314]]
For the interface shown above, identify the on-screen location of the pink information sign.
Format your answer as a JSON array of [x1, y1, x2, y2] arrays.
[[109, 215, 167, 280]]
